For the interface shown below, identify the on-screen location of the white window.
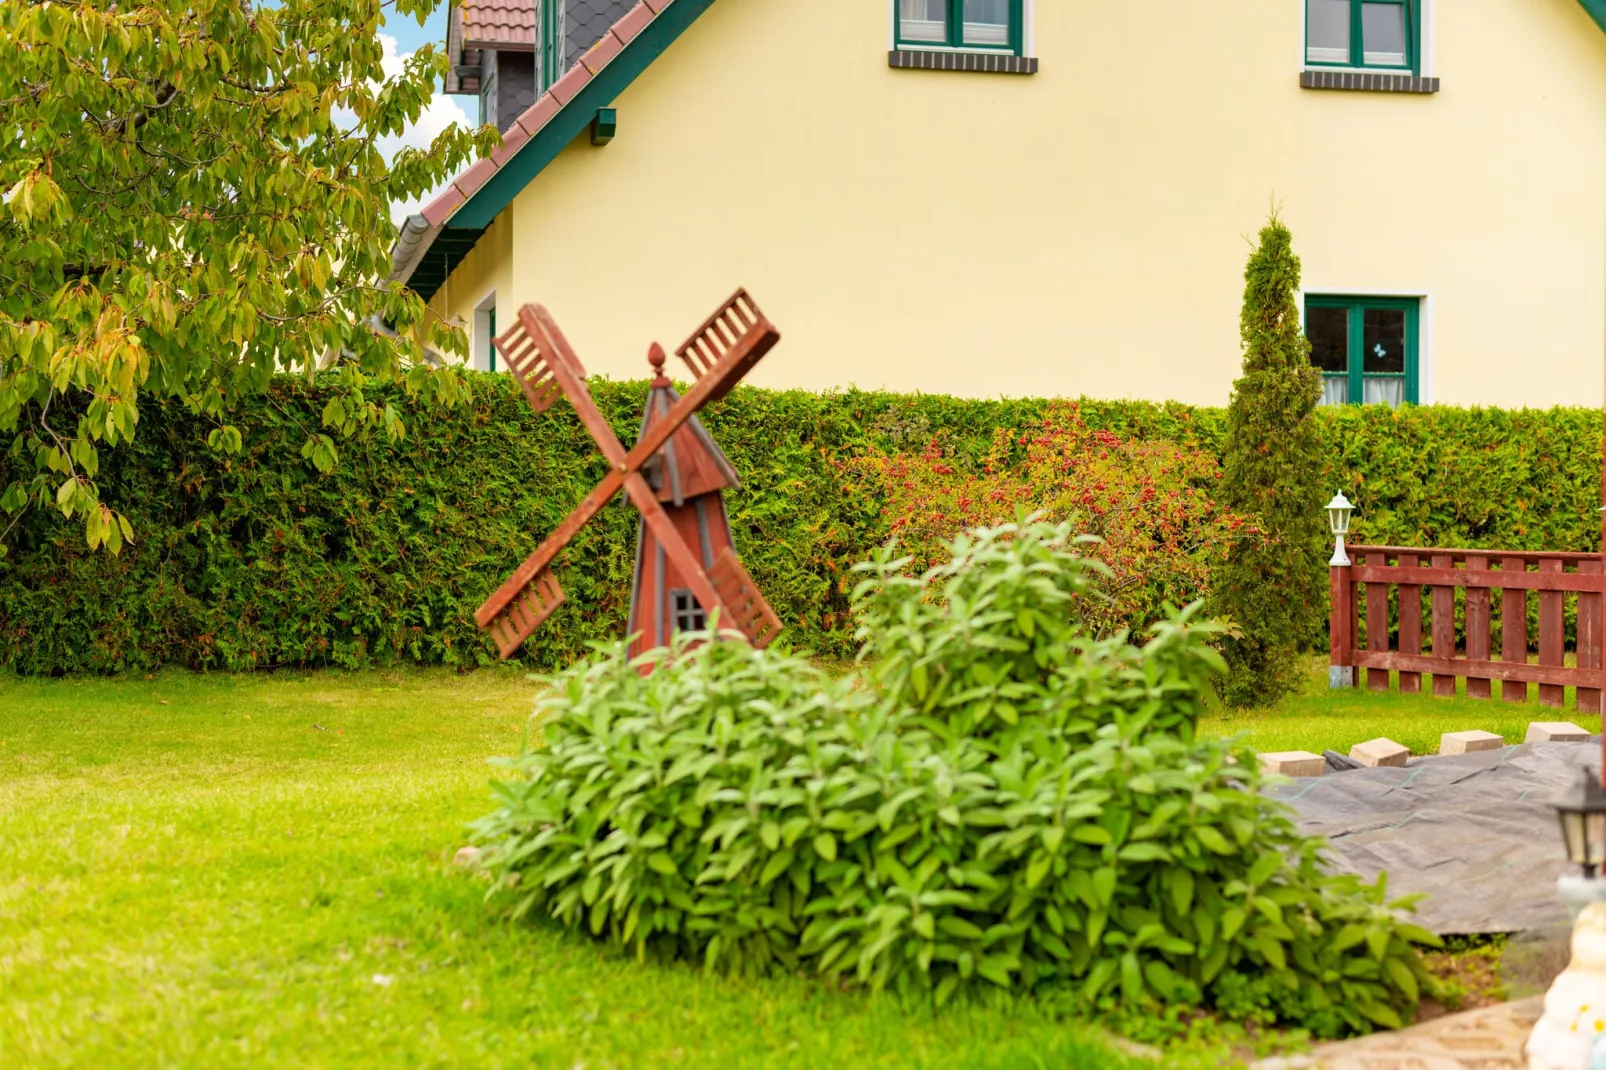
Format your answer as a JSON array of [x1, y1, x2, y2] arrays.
[[1306, 0, 1418, 73], [472, 291, 497, 372], [894, 0, 1025, 54]]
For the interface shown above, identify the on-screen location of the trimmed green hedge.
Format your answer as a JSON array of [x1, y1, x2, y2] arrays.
[[0, 374, 1599, 673]]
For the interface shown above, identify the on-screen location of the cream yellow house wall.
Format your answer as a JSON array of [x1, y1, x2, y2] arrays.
[[426, 205, 513, 370], [433, 0, 1606, 406]]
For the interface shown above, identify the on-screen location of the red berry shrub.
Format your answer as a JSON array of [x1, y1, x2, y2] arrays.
[[845, 403, 1249, 635]]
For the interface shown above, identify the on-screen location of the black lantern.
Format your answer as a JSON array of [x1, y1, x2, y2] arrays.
[[1554, 768, 1606, 878]]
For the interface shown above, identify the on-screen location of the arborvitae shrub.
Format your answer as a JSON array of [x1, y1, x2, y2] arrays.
[[2, 376, 1602, 678], [1212, 215, 1328, 706]]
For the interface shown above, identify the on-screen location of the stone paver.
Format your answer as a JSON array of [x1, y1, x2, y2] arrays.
[[1350, 737, 1410, 768], [1250, 997, 1542, 1070], [1260, 750, 1327, 777], [1441, 730, 1504, 756], [1526, 721, 1591, 744]]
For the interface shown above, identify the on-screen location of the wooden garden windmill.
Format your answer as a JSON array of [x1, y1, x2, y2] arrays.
[[473, 289, 783, 663]]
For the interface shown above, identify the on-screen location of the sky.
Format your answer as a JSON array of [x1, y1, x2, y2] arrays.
[[378, 4, 474, 223]]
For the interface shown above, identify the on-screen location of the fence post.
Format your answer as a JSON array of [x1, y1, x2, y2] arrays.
[[1330, 562, 1354, 689]]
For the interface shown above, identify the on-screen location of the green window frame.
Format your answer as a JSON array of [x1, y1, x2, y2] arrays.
[[487, 307, 496, 372], [1305, 0, 1419, 74], [1305, 295, 1419, 407], [538, 0, 563, 93], [894, 0, 1024, 54]]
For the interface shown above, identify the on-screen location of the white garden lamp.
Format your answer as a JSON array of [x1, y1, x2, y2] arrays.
[[1326, 492, 1354, 567]]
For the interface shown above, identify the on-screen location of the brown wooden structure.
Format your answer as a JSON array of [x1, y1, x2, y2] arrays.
[[1328, 546, 1604, 711], [473, 289, 783, 662]]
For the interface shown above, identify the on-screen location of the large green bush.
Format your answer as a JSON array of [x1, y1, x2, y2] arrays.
[[0, 373, 1600, 674], [472, 522, 1437, 1035]]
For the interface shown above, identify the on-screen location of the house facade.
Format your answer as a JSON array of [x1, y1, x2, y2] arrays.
[[392, 0, 1606, 407]]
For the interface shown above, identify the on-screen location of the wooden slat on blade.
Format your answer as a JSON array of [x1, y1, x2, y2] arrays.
[[485, 568, 566, 659], [709, 547, 782, 649], [495, 314, 564, 415], [673, 290, 779, 402]]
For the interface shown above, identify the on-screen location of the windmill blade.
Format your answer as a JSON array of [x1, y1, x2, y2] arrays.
[[475, 293, 781, 661], [494, 305, 588, 416], [475, 468, 625, 631], [673, 289, 779, 404], [483, 568, 566, 659], [709, 546, 783, 649]]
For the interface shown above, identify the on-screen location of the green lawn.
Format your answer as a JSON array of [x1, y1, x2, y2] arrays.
[[1203, 657, 1603, 757], [0, 669, 1142, 1069]]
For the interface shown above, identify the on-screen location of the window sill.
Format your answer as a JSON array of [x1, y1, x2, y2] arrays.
[[1300, 69, 1439, 94], [888, 49, 1037, 75]]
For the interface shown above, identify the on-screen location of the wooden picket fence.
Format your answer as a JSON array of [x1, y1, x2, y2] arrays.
[[1330, 545, 1603, 711]]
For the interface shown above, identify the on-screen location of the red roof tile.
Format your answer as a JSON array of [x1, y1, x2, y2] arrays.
[[580, 26, 625, 74], [460, 0, 534, 48]]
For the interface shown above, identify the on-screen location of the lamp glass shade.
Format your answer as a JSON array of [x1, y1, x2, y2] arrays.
[[1557, 811, 1606, 871], [1553, 769, 1606, 877], [1325, 492, 1354, 536]]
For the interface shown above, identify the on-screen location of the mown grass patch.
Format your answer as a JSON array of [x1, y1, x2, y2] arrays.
[[0, 668, 1140, 1069], [1202, 658, 1601, 757]]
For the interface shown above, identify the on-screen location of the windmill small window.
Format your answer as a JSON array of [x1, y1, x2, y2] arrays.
[[670, 591, 706, 634]]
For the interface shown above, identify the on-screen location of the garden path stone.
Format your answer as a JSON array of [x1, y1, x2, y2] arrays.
[[1276, 743, 1600, 935], [1441, 731, 1505, 756], [1261, 751, 1327, 777], [1525, 722, 1591, 744], [1249, 996, 1541, 1069], [1349, 738, 1410, 768]]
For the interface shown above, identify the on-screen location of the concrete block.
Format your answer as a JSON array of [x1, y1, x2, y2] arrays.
[[1526, 721, 1592, 744], [1258, 751, 1326, 778], [1350, 737, 1410, 768], [1441, 729, 1505, 756]]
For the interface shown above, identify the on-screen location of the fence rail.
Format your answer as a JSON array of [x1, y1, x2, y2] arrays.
[[1330, 545, 1603, 712]]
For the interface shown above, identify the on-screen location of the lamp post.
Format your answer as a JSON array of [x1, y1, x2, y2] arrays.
[[1327, 493, 1356, 690], [1553, 768, 1606, 918], [1326, 492, 1354, 567]]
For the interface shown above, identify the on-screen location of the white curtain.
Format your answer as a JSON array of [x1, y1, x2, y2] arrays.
[[962, 0, 1009, 45], [1320, 377, 1350, 407], [900, 0, 946, 42], [1364, 378, 1405, 407], [1361, 2, 1408, 66], [1306, 0, 1351, 63]]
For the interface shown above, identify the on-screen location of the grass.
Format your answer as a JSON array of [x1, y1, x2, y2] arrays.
[[6, 655, 1567, 1066], [1202, 657, 1602, 757], [0, 668, 1143, 1069]]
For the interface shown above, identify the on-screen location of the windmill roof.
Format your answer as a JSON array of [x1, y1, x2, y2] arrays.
[[637, 380, 740, 506]]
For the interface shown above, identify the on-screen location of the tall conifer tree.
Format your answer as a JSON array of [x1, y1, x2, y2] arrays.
[[1212, 214, 1326, 706]]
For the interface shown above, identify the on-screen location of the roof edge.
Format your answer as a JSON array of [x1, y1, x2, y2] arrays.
[[451, 0, 719, 231], [392, 0, 720, 298], [1580, 0, 1606, 33], [390, 213, 441, 284]]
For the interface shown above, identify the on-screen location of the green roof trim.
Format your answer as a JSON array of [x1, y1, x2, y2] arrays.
[[450, 0, 719, 231], [1580, 0, 1606, 33]]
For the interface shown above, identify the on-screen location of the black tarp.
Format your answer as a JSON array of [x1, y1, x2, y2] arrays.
[[1276, 742, 1601, 935]]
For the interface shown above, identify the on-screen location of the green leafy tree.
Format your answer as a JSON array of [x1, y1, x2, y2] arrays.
[[1211, 213, 1327, 706], [0, 0, 493, 553]]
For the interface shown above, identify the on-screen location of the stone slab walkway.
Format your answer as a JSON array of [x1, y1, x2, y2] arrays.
[[1250, 997, 1543, 1070]]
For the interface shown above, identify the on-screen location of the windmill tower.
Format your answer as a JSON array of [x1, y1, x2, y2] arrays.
[[627, 343, 747, 660]]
